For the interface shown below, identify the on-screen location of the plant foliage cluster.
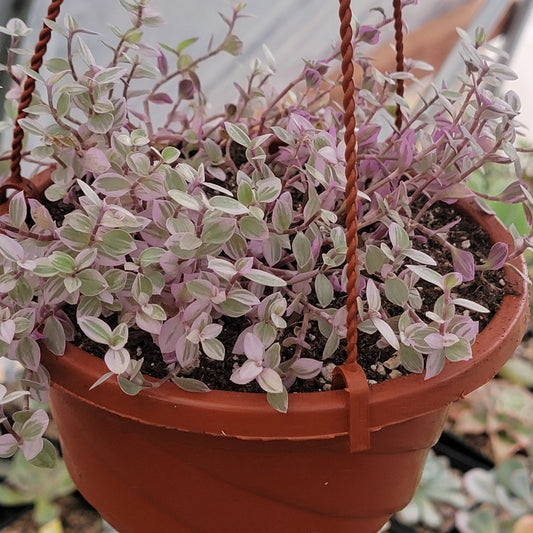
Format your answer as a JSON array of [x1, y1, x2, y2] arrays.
[[0, 1, 532, 464]]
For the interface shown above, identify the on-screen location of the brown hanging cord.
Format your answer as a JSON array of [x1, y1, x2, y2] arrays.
[[338, 0, 359, 368], [338, 0, 405, 368], [0, 0, 64, 201], [333, 0, 406, 451], [393, 0, 405, 130], [332, 0, 372, 454]]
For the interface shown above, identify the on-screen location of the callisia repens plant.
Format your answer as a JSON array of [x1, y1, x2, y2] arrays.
[[0, 1, 532, 465]]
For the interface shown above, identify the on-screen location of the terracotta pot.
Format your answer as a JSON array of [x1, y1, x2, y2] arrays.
[[3, 170, 529, 533]]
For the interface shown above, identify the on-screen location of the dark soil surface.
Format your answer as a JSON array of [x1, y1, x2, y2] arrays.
[[358, 202, 508, 383], [48, 198, 509, 393]]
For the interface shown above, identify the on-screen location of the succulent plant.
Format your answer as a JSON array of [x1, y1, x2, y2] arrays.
[[456, 457, 533, 533], [448, 380, 533, 463], [0, 0, 531, 465], [395, 450, 468, 529], [0, 450, 75, 528], [498, 333, 533, 389]]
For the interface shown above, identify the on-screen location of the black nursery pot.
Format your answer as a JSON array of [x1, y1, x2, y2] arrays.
[[0, 504, 32, 530]]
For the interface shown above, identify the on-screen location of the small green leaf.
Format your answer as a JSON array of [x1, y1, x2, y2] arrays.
[[443, 273, 463, 291], [8, 191, 27, 228], [176, 37, 199, 53], [253, 322, 277, 346], [209, 196, 249, 215], [237, 181, 254, 205], [117, 376, 143, 396], [94, 175, 131, 195], [161, 146, 180, 163], [208, 258, 237, 280], [100, 229, 135, 256], [217, 298, 251, 317], [385, 277, 409, 306], [126, 152, 151, 176], [371, 317, 400, 350], [267, 388, 288, 413], [452, 298, 490, 313], [43, 316, 66, 356], [45, 58, 70, 72], [139, 247, 165, 267], [256, 178, 282, 204], [64, 276, 82, 294], [78, 269, 108, 296], [239, 216, 268, 240], [201, 219, 236, 244], [225, 233, 247, 259], [17, 409, 47, 440], [389, 222, 410, 249], [105, 347, 130, 374], [87, 112, 114, 134], [94, 66, 127, 84], [365, 245, 386, 275], [78, 316, 112, 344], [29, 439, 57, 469], [315, 273, 334, 308], [445, 338, 472, 362], [204, 138, 224, 165], [222, 34, 243, 56], [322, 331, 340, 359], [399, 345, 424, 373], [303, 184, 321, 222], [16, 338, 40, 371], [0, 388, 29, 407], [292, 232, 313, 271], [407, 266, 443, 287], [172, 376, 210, 393], [224, 122, 251, 148], [8, 277, 33, 306], [168, 189, 202, 211], [76, 179, 102, 207], [201, 338, 225, 360], [243, 269, 286, 287], [50, 252, 75, 274], [271, 198, 293, 233], [56, 92, 70, 118]]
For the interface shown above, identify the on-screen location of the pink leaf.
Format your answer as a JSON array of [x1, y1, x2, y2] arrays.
[[289, 358, 322, 379], [81, 147, 111, 174], [230, 360, 262, 385], [149, 92, 173, 104], [483, 242, 508, 270], [257, 368, 283, 393], [243, 333, 264, 361], [425, 350, 446, 380], [451, 248, 475, 282], [425, 333, 445, 349], [0, 434, 18, 458], [157, 51, 168, 76]]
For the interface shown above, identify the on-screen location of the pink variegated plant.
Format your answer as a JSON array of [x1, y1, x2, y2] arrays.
[[0, 2, 531, 466]]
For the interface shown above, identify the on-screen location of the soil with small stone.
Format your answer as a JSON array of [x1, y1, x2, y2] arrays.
[[46, 196, 509, 393]]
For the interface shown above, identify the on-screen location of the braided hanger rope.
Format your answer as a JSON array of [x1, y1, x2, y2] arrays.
[[393, 0, 405, 130], [335, 1, 405, 452], [0, 0, 64, 201], [339, 0, 405, 366], [338, 0, 359, 367]]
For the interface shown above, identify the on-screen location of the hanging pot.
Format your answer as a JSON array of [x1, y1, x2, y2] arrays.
[[21, 186, 523, 533], [0, 0, 529, 531]]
